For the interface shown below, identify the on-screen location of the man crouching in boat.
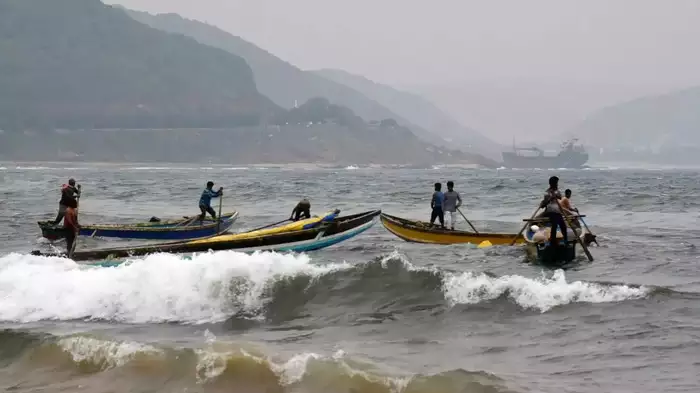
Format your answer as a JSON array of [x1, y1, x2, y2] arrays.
[[290, 198, 311, 221], [539, 176, 568, 246], [63, 198, 79, 258], [199, 181, 223, 223]]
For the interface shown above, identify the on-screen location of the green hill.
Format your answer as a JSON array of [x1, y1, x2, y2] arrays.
[[0, 0, 276, 130], [313, 69, 502, 159], [124, 9, 443, 142], [573, 86, 700, 147]]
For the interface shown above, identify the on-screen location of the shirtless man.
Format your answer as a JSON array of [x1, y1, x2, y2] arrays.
[[560, 189, 578, 216], [560, 188, 583, 230]]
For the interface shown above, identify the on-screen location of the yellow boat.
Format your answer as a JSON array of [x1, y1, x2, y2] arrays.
[[380, 213, 526, 246], [188, 210, 340, 245]]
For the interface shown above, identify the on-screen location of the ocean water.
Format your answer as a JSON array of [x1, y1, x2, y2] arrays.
[[0, 163, 699, 393]]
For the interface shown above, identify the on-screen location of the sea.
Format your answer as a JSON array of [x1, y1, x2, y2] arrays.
[[0, 162, 699, 393]]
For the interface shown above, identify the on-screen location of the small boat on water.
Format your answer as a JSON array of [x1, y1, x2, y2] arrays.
[[379, 213, 525, 246], [37, 212, 239, 241], [31, 210, 380, 265], [523, 222, 595, 266]]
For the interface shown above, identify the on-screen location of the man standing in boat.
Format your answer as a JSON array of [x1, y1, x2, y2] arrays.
[[561, 189, 580, 229], [290, 198, 311, 221], [443, 181, 462, 230], [430, 182, 445, 228], [199, 181, 223, 223], [63, 198, 79, 258], [539, 176, 568, 246], [53, 178, 81, 225]]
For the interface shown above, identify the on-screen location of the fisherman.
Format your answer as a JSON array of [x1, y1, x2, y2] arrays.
[[539, 176, 567, 246], [199, 181, 223, 223], [430, 182, 445, 228], [53, 178, 81, 225], [443, 181, 462, 230], [290, 198, 311, 221], [561, 189, 581, 229], [560, 189, 578, 215], [63, 198, 79, 258]]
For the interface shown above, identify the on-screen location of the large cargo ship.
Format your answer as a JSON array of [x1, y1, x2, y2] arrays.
[[502, 138, 588, 169]]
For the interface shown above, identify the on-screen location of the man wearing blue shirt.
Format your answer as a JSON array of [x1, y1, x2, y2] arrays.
[[199, 181, 223, 223], [430, 182, 445, 228]]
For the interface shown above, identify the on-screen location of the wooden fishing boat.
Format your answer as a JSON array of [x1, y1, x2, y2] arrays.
[[31, 210, 380, 265], [379, 213, 525, 246], [523, 222, 594, 266], [37, 211, 239, 241]]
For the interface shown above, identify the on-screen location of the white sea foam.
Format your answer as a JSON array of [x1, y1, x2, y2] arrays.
[[58, 336, 162, 370], [0, 251, 349, 324], [443, 269, 650, 312], [345, 165, 359, 170]]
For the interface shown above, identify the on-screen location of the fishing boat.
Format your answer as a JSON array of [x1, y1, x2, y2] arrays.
[[379, 213, 525, 246], [30, 210, 380, 265], [37, 212, 239, 241], [523, 221, 595, 266]]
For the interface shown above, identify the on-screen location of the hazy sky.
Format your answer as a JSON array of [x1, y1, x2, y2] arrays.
[[111, 0, 700, 85], [110, 0, 700, 141]]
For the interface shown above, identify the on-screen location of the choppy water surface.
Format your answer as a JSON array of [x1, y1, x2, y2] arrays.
[[1, 163, 699, 393]]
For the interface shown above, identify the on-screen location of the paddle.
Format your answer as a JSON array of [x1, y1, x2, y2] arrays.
[[510, 206, 540, 245], [554, 198, 593, 262], [457, 208, 479, 234]]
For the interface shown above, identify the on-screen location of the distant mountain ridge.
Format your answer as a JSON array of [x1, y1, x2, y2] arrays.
[[312, 69, 502, 159], [0, 0, 276, 130], [0, 0, 497, 167], [572, 86, 700, 147], [124, 11, 415, 125], [123, 9, 494, 152]]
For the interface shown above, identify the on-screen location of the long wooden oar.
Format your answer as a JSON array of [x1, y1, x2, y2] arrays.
[[510, 206, 540, 245], [457, 208, 479, 234], [555, 199, 593, 262], [216, 192, 223, 234], [247, 218, 291, 233]]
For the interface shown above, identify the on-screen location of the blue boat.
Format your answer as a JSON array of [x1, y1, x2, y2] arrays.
[[30, 210, 380, 265], [37, 212, 239, 241]]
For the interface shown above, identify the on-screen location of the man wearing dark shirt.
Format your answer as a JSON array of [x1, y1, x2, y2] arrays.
[[53, 178, 80, 225]]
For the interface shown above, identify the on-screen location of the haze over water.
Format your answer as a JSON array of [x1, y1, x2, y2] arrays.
[[1, 163, 699, 392]]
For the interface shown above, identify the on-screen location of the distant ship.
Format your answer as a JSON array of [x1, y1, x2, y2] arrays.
[[502, 138, 588, 169]]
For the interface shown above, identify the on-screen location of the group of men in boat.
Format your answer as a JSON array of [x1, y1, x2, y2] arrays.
[[430, 181, 463, 230], [538, 175, 579, 246], [197, 181, 311, 222], [51, 179, 313, 257], [428, 176, 579, 245]]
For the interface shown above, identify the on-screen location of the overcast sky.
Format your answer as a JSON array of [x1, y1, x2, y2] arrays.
[[111, 0, 700, 85], [110, 0, 700, 141]]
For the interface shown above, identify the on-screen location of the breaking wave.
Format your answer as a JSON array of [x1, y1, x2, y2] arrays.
[[0, 251, 655, 324]]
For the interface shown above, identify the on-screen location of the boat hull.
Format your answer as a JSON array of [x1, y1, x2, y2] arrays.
[[38, 212, 238, 241], [89, 217, 378, 268], [31, 210, 380, 263], [380, 213, 525, 245], [524, 225, 582, 266]]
